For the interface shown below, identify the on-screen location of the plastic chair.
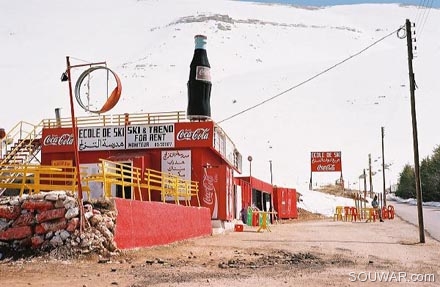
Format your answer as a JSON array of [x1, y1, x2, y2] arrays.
[[343, 206, 352, 222], [381, 206, 389, 219], [350, 207, 358, 222], [366, 208, 377, 222], [333, 206, 343, 221], [388, 205, 395, 219]]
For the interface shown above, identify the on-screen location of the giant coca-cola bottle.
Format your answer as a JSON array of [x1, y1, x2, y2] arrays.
[[187, 35, 211, 120]]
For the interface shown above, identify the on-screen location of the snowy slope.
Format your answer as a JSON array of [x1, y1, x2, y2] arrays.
[[1, 0, 439, 190]]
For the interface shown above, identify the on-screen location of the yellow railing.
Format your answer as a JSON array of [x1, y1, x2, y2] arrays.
[[82, 159, 200, 206], [0, 164, 89, 197], [0, 160, 200, 206], [41, 111, 188, 128], [0, 120, 44, 166]]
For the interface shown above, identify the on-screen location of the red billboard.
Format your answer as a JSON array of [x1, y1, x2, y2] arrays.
[[41, 128, 75, 153], [174, 121, 213, 148], [311, 151, 342, 172]]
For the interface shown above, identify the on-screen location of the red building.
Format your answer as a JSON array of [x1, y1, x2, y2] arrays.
[[40, 112, 242, 221], [234, 176, 297, 220], [39, 111, 297, 224]]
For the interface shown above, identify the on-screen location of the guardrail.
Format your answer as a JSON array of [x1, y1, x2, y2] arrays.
[[82, 159, 200, 206], [0, 160, 200, 206], [0, 164, 89, 197], [41, 111, 188, 128]]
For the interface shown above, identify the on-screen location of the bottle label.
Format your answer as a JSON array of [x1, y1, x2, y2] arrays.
[[195, 66, 211, 82]]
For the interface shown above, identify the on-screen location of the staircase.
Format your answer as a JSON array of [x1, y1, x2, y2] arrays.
[[0, 121, 43, 195]]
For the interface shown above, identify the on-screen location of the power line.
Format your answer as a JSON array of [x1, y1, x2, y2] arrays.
[[418, 0, 434, 40], [414, 0, 434, 40], [218, 26, 403, 124]]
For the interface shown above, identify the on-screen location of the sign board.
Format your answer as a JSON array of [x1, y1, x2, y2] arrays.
[[78, 126, 125, 151], [161, 150, 191, 179], [42, 124, 213, 152], [311, 151, 342, 172], [126, 124, 175, 149]]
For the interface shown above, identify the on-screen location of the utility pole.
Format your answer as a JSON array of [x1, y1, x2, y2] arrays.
[[405, 19, 425, 243], [368, 153, 373, 198], [381, 127, 386, 207], [363, 168, 367, 210]]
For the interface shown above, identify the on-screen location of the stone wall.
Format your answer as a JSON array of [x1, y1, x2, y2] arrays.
[[0, 191, 118, 258]]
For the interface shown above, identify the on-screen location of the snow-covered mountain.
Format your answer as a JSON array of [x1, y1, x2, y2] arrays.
[[1, 0, 439, 190]]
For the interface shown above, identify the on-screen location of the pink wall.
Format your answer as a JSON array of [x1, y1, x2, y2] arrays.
[[113, 198, 212, 249]]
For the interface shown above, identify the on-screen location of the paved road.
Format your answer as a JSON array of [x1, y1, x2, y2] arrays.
[[389, 200, 440, 242]]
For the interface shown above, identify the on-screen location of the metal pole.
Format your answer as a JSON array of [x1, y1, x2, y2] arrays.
[[363, 168, 367, 213], [66, 56, 83, 202], [66, 56, 85, 232], [269, 160, 273, 185], [381, 127, 387, 207], [405, 19, 425, 243], [368, 153, 373, 198], [269, 160, 274, 222]]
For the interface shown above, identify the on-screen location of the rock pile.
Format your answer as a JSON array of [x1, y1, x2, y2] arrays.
[[0, 191, 119, 258]]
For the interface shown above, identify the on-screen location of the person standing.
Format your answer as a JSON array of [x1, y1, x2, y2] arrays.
[[372, 195, 384, 222]]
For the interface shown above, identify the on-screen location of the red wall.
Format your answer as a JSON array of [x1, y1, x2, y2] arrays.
[[273, 187, 297, 219], [113, 198, 212, 249], [190, 148, 233, 220]]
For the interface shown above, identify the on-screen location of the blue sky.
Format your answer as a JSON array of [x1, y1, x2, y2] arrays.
[[239, 0, 440, 8]]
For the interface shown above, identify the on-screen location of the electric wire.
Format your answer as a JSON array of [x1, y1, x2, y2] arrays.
[[218, 26, 403, 124], [413, 0, 434, 42], [417, 0, 434, 40]]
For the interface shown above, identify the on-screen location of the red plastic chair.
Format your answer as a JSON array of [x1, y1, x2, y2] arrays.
[[388, 205, 395, 219], [381, 206, 389, 219], [343, 206, 352, 222], [350, 207, 358, 222]]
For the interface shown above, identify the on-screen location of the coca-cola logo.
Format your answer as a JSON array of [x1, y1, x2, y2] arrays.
[[316, 164, 336, 171], [43, 134, 74, 146], [176, 128, 210, 141], [195, 66, 211, 82]]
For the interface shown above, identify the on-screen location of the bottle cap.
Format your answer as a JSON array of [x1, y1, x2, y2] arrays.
[[194, 35, 207, 50]]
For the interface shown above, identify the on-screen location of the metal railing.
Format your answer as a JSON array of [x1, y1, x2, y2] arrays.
[[0, 121, 43, 166], [0, 164, 89, 197], [82, 159, 200, 206], [41, 111, 188, 128], [0, 160, 200, 206]]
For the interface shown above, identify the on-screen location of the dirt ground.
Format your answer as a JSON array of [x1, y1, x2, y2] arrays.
[[1, 211, 439, 287]]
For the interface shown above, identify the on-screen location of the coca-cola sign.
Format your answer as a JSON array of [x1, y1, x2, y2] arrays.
[[177, 128, 210, 141], [175, 122, 213, 148], [311, 151, 342, 172], [316, 164, 336, 171], [43, 133, 74, 146], [41, 128, 75, 153]]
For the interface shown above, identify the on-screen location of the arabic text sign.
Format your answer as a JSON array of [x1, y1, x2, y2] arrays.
[[126, 124, 174, 149], [311, 151, 342, 172], [161, 150, 191, 201], [78, 126, 125, 151], [161, 150, 191, 179]]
